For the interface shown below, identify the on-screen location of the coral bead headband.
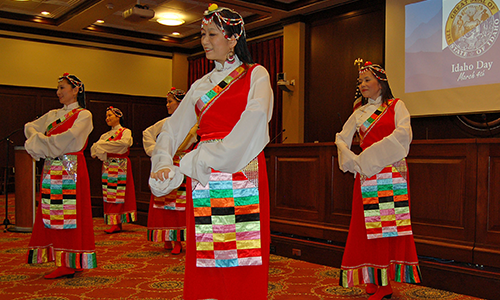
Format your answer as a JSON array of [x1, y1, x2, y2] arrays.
[[359, 61, 388, 81], [58, 73, 84, 92], [201, 3, 245, 40], [106, 106, 123, 118]]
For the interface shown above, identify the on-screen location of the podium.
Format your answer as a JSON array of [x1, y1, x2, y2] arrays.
[[10, 146, 35, 232]]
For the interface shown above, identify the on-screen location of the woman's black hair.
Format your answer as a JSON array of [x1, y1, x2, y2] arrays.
[[119, 115, 126, 127], [63, 75, 86, 108], [359, 64, 394, 105], [209, 9, 254, 64], [380, 80, 395, 104], [107, 107, 126, 127]]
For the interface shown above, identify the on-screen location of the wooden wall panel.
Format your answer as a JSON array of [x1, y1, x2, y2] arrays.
[[267, 144, 336, 240], [275, 153, 323, 220], [409, 158, 467, 227], [266, 140, 484, 265], [0, 90, 38, 173], [40, 95, 62, 117], [408, 141, 476, 242], [330, 155, 355, 225], [476, 139, 500, 268], [131, 103, 167, 148], [305, 2, 384, 143], [407, 141, 477, 262], [0, 84, 165, 221]]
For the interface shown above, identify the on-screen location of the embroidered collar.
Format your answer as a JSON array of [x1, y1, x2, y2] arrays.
[[63, 101, 80, 111], [112, 125, 122, 131], [214, 55, 241, 71], [367, 96, 382, 105]]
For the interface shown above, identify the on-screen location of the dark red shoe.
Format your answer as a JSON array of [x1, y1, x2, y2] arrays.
[[164, 241, 173, 250], [171, 241, 182, 255], [44, 267, 75, 279], [366, 283, 377, 295], [105, 224, 122, 234], [368, 284, 392, 300]]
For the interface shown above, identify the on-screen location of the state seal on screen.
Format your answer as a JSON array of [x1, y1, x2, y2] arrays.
[[445, 0, 499, 58]]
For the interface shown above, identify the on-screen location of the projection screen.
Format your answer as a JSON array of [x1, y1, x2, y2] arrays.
[[386, 0, 500, 116]]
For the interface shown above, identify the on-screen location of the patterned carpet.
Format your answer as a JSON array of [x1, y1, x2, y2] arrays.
[[0, 195, 484, 299]]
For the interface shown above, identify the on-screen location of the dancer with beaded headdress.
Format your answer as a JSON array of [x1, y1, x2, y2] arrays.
[[149, 3, 273, 299], [335, 61, 421, 300], [25, 73, 96, 279], [91, 106, 137, 234], [143, 87, 197, 255]]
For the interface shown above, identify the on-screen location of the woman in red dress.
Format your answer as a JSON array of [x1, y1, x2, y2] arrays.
[[335, 62, 421, 300], [149, 4, 274, 299], [143, 88, 197, 254], [91, 106, 136, 234], [25, 73, 96, 279]]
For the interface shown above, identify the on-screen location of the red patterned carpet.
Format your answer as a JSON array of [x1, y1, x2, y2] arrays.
[[0, 195, 484, 299]]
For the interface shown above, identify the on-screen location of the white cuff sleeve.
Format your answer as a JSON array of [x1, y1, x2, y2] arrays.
[[148, 165, 184, 197]]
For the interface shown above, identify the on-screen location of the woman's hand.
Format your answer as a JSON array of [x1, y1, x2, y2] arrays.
[[150, 168, 171, 181]]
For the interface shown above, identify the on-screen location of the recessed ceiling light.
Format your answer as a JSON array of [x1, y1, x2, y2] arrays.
[[157, 13, 185, 26], [157, 18, 185, 26], [171, 32, 180, 36], [96, 20, 105, 24], [40, 11, 50, 16]]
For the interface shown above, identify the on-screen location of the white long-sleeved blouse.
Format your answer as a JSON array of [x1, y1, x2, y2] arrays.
[[335, 96, 412, 178], [90, 125, 133, 161], [24, 101, 93, 161], [149, 56, 274, 196], [143, 117, 198, 158], [142, 118, 166, 157]]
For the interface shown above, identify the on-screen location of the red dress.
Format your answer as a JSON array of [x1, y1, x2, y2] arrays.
[[340, 99, 420, 287], [99, 127, 137, 225], [102, 151, 137, 225], [147, 152, 186, 242], [27, 109, 96, 269], [183, 64, 270, 300]]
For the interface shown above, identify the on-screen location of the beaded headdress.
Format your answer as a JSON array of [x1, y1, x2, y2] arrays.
[[359, 61, 388, 81], [167, 87, 186, 102], [106, 106, 123, 118], [202, 3, 245, 40], [58, 73, 84, 93]]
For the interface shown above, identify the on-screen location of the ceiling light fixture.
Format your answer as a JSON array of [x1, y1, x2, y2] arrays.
[[157, 18, 185, 26], [40, 11, 50, 16], [157, 13, 185, 26]]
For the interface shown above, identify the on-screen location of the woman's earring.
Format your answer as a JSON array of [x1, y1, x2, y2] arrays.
[[227, 49, 235, 63]]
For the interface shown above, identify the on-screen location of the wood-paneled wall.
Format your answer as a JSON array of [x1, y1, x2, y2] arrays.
[[305, 0, 385, 143], [0, 84, 167, 214], [265, 140, 500, 299]]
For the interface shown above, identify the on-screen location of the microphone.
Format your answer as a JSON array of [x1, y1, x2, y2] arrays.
[[482, 113, 492, 137], [1, 128, 22, 141], [270, 129, 286, 143]]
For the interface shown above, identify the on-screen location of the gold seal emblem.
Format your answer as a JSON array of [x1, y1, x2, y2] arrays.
[[445, 0, 499, 58]]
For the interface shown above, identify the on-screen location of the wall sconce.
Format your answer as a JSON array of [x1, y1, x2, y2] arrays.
[[277, 72, 295, 93]]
